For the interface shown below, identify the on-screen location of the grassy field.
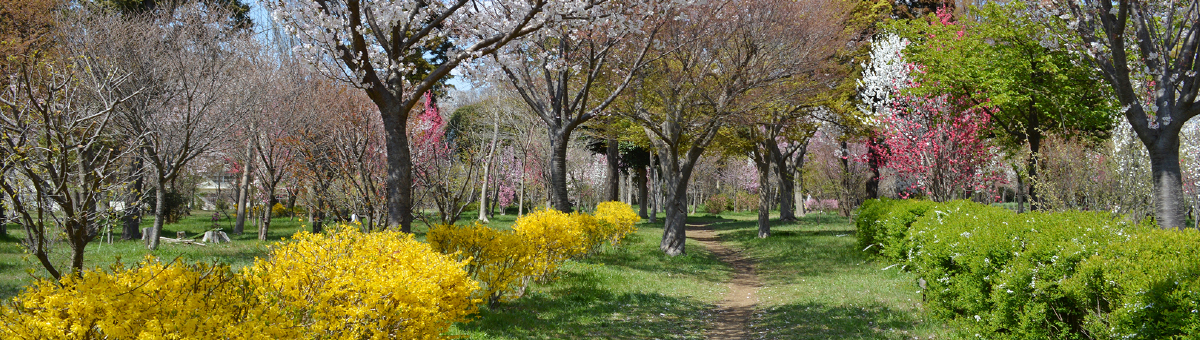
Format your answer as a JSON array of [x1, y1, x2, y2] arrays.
[[710, 211, 948, 340], [0, 209, 536, 298], [0, 207, 948, 339], [450, 221, 730, 339]]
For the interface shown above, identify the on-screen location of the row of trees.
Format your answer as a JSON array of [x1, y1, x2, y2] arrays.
[[0, 1, 405, 278], [3, 0, 1196, 274]]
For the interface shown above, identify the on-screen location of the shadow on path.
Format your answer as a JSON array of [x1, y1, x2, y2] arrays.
[[689, 222, 760, 340]]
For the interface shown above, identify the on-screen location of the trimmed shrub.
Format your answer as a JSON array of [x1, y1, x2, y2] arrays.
[[1064, 228, 1200, 340], [871, 199, 1199, 339], [855, 198, 895, 253]]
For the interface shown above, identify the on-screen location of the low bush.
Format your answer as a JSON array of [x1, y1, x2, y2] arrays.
[[512, 209, 590, 280], [864, 199, 1200, 339], [592, 201, 641, 246], [856, 198, 936, 260], [247, 227, 479, 339], [0, 258, 295, 339], [704, 194, 729, 214], [1063, 228, 1200, 340], [428, 223, 536, 306], [430, 202, 640, 303]]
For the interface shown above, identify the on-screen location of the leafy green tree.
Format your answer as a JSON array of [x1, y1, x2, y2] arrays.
[[893, 2, 1116, 210]]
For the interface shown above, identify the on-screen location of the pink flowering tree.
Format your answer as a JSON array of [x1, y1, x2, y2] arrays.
[[410, 92, 484, 225], [873, 93, 1004, 202]]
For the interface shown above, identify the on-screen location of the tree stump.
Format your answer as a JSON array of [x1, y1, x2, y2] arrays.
[[202, 231, 230, 243]]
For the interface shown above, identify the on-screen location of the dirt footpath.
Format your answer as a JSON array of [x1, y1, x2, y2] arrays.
[[689, 224, 761, 340]]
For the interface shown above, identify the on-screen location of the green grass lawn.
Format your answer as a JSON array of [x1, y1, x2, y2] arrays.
[[449, 219, 729, 340], [0, 208, 528, 298], [709, 211, 949, 340], [0, 207, 948, 339]]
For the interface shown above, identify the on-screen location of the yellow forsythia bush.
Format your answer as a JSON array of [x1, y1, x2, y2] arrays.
[[512, 209, 590, 280], [246, 226, 479, 340], [574, 212, 608, 254], [0, 257, 296, 339], [593, 201, 641, 246], [428, 223, 536, 306]]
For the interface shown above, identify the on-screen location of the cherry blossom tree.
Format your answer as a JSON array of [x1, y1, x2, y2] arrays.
[[625, 0, 852, 255], [1044, 0, 1200, 229], [266, 0, 609, 232], [484, 0, 674, 212]]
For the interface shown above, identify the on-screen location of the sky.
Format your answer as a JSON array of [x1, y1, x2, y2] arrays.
[[246, 0, 475, 91]]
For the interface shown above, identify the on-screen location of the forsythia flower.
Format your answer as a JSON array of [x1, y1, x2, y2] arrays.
[[246, 226, 479, 340], [593, 201, 641, 246], [0, 257, 297, 339], [428, 223, 536, 306], [430, 202, 641, 300], [512, 209, 590, 280]]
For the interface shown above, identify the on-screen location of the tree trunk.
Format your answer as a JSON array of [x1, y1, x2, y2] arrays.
[[68, 226, 85, 277], [382, 107, 414, 232], [649, 157, 659, 224], [259, 194, 275, 241], [1016, 166, 1026, 213], [606, 136, 620, 202], [285, 191, 298, 217], [1149, 135, 1186, 229], [234, 140, 252, 235], [659, 171, 689, 256], [865, 136, 883, 200], [794, 145, 808, 217], [0, 200, 6, 237], [518, 171, 525, 217], [146, 180, 166, 250], [490, 178, 500, 218], [657, 145, 702, 256], [754, 150, 773, 238], [123, 155, 144, 240], [479, 114, 500, 222], [548, 130, 572, 212], [308, 183, 323, 233], [636, 166, 648, 218], [838, 140, 853, 216], [1026, 121, 1042, 211], [766, 141, 795, 221]]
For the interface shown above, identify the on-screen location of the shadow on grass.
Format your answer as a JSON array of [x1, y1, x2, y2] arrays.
[[579, 228, 731, 284], [752, 302, 923, 340], [713, 223, 861, 280], [455, 270, 713, 340]]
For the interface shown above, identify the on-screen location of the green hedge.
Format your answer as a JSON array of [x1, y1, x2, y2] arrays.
[[855, 198, 936, 261], [856, 199, 1200, 339]]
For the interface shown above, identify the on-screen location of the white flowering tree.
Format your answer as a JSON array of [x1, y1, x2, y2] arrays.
[[485, 0, 672, 213], [857, 33, 912, 123], [266, 0, 600, 231], [856, 32, 913, 199], [1044, 0, 1200, 229]]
